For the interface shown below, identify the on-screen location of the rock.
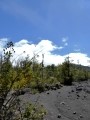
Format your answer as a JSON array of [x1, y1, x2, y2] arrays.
[[80, 115, 83, 118], [47, 92, 50, 94], [71, 89, 74, 92], [60, 101, 65, 105], [22, 88, 31, 93], [73, 111, 76, 114], [50, 86, 57, 90], [84, 95, 87, 98], [55, 83, 60, 89], [13, 90, 25, 96], [57, 114, 61, 118], [76, 86, 83, 91], [76, 91, 79, 94], [44, 84, 50, 90], [85, 89, 90, 94], [68, 107, 71, 110], [77, 94, 80, 97]]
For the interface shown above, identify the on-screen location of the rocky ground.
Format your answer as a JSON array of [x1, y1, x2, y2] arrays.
[[19, 80, 90, 120]]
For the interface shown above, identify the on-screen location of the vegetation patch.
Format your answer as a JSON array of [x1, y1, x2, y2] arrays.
[[0, 41, 90, 119]]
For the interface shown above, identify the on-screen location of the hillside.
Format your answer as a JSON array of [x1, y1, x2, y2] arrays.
[[19, 80, 90, 120]]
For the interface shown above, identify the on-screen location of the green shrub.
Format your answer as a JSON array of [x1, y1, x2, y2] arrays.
[[24, 103, 47, 120], [60, 57, 73, 85]]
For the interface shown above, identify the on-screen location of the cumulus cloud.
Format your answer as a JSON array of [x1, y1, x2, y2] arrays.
[[67, 53, 90, 66], [12, 39, 64, 65], [0, 39, 90, 66]]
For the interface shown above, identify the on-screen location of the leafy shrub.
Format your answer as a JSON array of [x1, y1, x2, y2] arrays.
[[24, 103, 46, 120], [0, 41, 46, 120], [60, 57, 73, 85]]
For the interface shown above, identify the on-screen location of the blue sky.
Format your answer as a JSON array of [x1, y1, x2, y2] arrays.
[[0, 0, 90, 66]]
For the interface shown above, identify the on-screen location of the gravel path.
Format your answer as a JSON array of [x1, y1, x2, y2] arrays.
[[19, 81, 90, 120]]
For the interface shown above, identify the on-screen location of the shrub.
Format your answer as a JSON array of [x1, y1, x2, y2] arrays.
[[24, 103, 46, 120], [60, 57, 73, 85], [0, 41, 46, 120]]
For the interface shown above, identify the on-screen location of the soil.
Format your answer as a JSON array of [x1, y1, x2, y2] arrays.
[[19, 80, 90, 120]]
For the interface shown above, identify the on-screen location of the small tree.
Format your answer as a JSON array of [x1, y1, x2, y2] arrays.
[[61, 57, 73, 85], [0, 41, 46, 120], [0, 41, 20, 119]]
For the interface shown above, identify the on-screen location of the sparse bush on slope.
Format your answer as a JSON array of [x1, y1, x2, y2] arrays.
[[0, 41, 46, 120], [60, 57, 73, 85]]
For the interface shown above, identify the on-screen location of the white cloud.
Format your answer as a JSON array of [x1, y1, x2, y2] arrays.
[[64, 43, 68, 46], [62, 37, 68, 43], [67, 53, 90, 66], [59, 46, 64, 49], [14, 39, 29, 47], [12, 39, 63, 65], [0, 39, 90, 66], [62, 37, 68, 47], [0, 38, 9, 53]]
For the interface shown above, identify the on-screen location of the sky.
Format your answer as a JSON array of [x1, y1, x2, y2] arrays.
[[0, 0, 90, 66]]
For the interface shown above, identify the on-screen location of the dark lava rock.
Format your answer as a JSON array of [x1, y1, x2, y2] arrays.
[[44, 84, 50, 90], [13, 90, 25, 96], [80, 114, 83, 118], [47, 92, 50, 94], [57, 114, 61, 118], [55, 83, 61, 89], [71, 89, 74, 92], [73, 111, 76, 114], [77, 94, 80, 97], [76, 86, 83, 91], [51, 87, 57, 90]]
